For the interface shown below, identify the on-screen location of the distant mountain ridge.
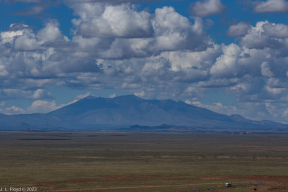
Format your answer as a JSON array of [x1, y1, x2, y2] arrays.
[[0, 95, 287, 131]]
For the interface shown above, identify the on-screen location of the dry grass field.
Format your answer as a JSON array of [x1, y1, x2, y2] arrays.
[[0, 132, 288, 192]]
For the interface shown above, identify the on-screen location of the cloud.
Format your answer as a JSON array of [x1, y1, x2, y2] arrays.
[[225, 77, 265, 98], [6, 22, 30, 32], [3, 0, 59, 16], [0, 101, 5, 107], [1, 15, 287, 103], [5, 0, 42, 2], [32, 89, 54, 99], [204, 18, 214, 28], [109, 93, 117, 98], [37, 20, 64, 42], [15, 3, 45, 15], [0, 89, 54, 100], [26, 100, 60, 113], [186, 100, 238, 117], [210, 43, 241, 78], [252, 0, 288, 13], [2, 1, 288, 123], [151, 8, 208, 52], [1, 23, 28, 44], [71, 4, 210, 58], [262, 23, 288, 38], [239, 21, 285, 49], [0, 99, 66, 115], [0, 98, 76, 115], [1, 7, 206, 65], [14, 32, 40, 51], [184, 100, 288, 122], [267, 78, 288, 88], [65, 0, 155, 3], [261, 62, 274, 77], [225, 77, 286, 102], [227, 22, 250, 37], [75, 4, 153, 38], [190, 0, 226, 17], [134, 91, 145, 97], [0, 21, 67, 52], [0, 106, 24, 115]]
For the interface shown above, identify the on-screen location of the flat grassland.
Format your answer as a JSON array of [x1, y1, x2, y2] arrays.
[[0, 132, 288, 192]]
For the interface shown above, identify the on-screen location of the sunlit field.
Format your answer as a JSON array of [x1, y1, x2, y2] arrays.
[[0, 132, 288, 192]]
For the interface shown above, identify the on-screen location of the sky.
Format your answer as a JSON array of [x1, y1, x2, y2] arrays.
[[1, 0, 288, 124]]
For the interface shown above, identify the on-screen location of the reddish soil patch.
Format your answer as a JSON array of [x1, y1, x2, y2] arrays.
[[38, 175, 194, 186], [222, 162, 251, 165], [201, 177, 222, 180], [228, 175, 288, 191], [43, 182, 228, 192], [38, 175, 228, 187], [268, 185, 288, 191], [16, 178, 30, 181], [230, 175, 288, 182]]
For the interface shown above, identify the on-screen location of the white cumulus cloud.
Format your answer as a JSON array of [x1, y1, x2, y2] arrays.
[[190, 0, 226, 17], [227, 22, 250, 37], [252, 0, 288, 13], [76, 4, 153, 38], [26, 100, 60, 114]]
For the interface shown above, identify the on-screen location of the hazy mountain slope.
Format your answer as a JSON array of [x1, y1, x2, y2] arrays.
[[0, 95, 287, 130], [0, 113, 67, 130], [48, 95, 234, 126], [48, 95, 287, 129], [47, 96, 119, 118]]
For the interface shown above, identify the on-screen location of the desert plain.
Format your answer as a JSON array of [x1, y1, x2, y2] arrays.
[[0, 132, 288, 192]]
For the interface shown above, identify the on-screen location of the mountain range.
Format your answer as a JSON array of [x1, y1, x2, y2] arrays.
[[0, 95, 287, 132]]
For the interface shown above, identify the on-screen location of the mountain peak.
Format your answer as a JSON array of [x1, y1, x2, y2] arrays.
[[121, 94, 141, 99], [230, 114, 245, 119], [0, 95, 287, 131], [81, 94, 141, 100], [83, 95, 97, 100], [111, 94, 143, 101], [230, 114, 249, 122]]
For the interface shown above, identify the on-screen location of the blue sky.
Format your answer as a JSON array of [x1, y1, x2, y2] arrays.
[[1, 0, 288, 123]]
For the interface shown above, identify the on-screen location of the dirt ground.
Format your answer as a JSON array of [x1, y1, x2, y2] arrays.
[[1, 132, 288, 192]]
